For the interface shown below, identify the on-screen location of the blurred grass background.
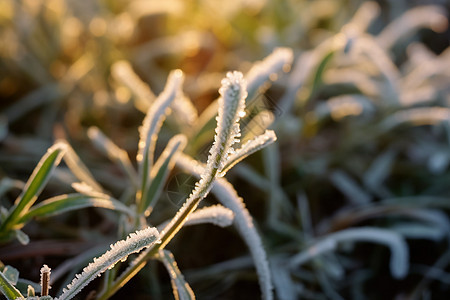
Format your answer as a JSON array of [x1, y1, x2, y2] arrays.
[[1, 0, 450, 299]]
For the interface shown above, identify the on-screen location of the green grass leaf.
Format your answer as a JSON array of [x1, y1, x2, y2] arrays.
[[17, 193, 135, 224], [139, 135, 187, 215], [0, 269, 23, 300], [0, 142, 67, 235]]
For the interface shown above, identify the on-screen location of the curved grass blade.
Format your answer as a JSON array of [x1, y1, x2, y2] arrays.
[[220, 130, 277, 175], [290, 227, 409, 279], [244, 47, 293, 101], [0, 269, 23, 300], [56, 227, 160, 300], [95, 72, 252, 300], [182, 205, 234, 228], [139, 134, 187, 216], [14, 229, 29, 245], [111, 60, 156, 112], [158, 205, 234, 230], [157, 250, 195, 300], [0, 142, 67, 235], [190, 48, 292, 153], [137, 70, 184, 208], [17, 193, 135, 225], [2, 266, 18, 286], [88, 126, 139, 188], [379, 107, 450, 132], [175, 153, 273, 300], [61, 140, 103, 192], [376, 5, 447, 50], [308, 50, 335, 100], [279, 35, 345, 112]]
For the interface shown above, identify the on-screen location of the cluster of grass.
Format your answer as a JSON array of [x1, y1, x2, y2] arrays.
[[1, 0, 450, 299]]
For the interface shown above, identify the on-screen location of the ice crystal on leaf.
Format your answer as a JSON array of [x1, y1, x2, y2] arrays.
[[56, 227, 160, 300]]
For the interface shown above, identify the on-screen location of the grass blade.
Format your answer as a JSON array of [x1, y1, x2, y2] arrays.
[[220, 130, 277, 175], [0, 269, 23, 300], [0, 142, 67, 235], [157, 250, 195, 300], [175, 153, 273, 300], [61, 140, 103, 192], [17, 193, 135, 225], [137, 70, 184, 208], [290, 227, 409, 279], [56, 227, 160, 300], [87, 126, 139, 188], [158, 205, 234, 230], [139, 134, 187, 216]]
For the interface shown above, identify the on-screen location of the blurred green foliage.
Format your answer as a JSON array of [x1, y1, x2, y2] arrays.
[[1, 0, 450, 299]]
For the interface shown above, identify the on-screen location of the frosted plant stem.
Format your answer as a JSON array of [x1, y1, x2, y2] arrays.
[[56, 227, 160, 300], [96, 71, 248, 300], [177, 154, 274, 300]]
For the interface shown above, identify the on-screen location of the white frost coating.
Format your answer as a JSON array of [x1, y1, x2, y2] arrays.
[[62, 141, 103, 193], [221, 130, 277, 175], [206, 71, 247, 176], [87, 126, 127, 161], [137, 69, 184, 190], [71, 182, 104, 198], [169, 71, 247, 223], [353, 35, 400, 105], [56, 227, 160, 300], [289, 227, 409, 279], [380, 107, 450, 132], [175, 153, 273, 300], [245, 48, 293, 97], [401, 48, 450, 90], [184, 205, 234, 227], [158, 205, 233, 230], [111, 60, 156, 110], [172, 94, 198, 126], [344, 1, 380, 34], [40, 264, 51, 294], [158, 250, 195, 300], [324, 69, 379, 97], [87, 126, 139, 187], [377, 6, 448, 50]]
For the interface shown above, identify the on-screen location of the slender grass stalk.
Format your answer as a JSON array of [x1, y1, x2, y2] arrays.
[[0, 143, 67, 237], [56, 227, 160, 300], [96, 71, 249, 300], [40, 265, 51, 296]]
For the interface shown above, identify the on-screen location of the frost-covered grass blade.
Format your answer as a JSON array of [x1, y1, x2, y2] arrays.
[[56, 227, 160, 300], [137, 69, 184, 205], [157, 250, 195, 300]]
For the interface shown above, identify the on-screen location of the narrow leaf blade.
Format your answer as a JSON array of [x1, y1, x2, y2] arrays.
[[158, 250, 195, 300], [139, 135, 187, 215], [0, 270, 23, 300], [17, 193, 134, 224], [0, 142, 67, 233]]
